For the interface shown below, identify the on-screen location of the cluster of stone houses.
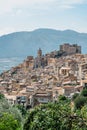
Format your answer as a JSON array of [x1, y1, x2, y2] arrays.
[[0, 43, 87, 108]]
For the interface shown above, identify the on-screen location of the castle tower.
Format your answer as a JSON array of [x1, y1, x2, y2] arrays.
[[37, 48, 42, 57]]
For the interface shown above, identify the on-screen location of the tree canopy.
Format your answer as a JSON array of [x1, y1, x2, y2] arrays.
[[24, 99, 87, 130]]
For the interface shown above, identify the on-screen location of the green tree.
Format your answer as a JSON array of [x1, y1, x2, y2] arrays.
[[24, 100, 87, 130], [0, 93, 4, 99], [58, 95, 67, 101], [74, 96, 87, 109], [0, 97, 23, 130], [81, 89, 87, 97], [16, 104, 27, 116], [0, 113, 20, 130], [72, 93, 79, 101], [23, 101, 72, 130], [81, 105, 87, 120]]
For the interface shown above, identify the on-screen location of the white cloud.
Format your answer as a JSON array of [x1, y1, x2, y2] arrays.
[[55, 0, 87, 9], [60, 0, 85, 4], [0, 0, 53, 15], [0, 0, 86, 15]]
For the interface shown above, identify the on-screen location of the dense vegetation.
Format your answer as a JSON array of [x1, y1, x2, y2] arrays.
[[23, 95, 87, 130], [1, 89, 87, 130]]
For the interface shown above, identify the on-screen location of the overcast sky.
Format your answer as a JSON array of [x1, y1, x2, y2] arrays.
[[0, 0, 87, 35]]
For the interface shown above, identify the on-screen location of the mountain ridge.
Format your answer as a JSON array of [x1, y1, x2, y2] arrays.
[[0, 28, 87, 58]]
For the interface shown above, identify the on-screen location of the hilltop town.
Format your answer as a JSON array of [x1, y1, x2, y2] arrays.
[[0, 43, 87, 108]]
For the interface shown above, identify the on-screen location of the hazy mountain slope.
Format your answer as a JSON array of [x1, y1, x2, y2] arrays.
[[0, 28, 87, 58]]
